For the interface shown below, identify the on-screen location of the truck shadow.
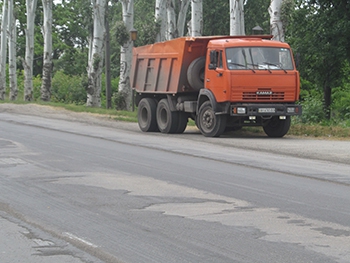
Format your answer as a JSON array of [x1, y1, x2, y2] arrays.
[[182, 128, 279, 139]]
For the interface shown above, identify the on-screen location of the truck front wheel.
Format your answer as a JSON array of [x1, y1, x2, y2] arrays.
[[156, 99, 179, 133], [198, 101, 227, 137], [138, 98, 159, 132], [263, 116, 291, 137]]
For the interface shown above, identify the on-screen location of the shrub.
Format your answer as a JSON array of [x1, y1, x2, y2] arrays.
[[298, 95, 326, 124], [331, 84, 350, 121], [51, 71, 86, 104]]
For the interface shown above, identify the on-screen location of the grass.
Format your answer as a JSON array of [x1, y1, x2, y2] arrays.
[[289, 123, 350, 139], [1, 100, 349, 140]]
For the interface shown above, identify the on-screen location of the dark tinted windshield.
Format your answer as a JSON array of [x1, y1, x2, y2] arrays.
[[226, 47, 294, 70]]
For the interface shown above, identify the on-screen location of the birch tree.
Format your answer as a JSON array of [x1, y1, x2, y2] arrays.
[[230, 0, 245, 36], [117, 0, 133, 110], [165, 0, 190, 40], [155, 0, 166, 42], [269, 0, 284, 41], [41, 0, 53, 101], [24, 0, 38, 101], [165, 0, 176, 39], [190, 0, 202, 37], [8, 0, 17, 100], [0, 1, 9, 100], [86, 0, 106, 107]]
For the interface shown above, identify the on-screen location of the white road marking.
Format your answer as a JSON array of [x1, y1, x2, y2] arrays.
[[0, 158, 27, 165], [63, 232, 98, 248]]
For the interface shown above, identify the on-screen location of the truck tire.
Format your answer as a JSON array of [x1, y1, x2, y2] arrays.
[[187, 56, 205, 90], [198, 101, 227, 137], [138, 98, 159, 132], [156, 99, 179, 133], [175, 112, 188, 134], [263, 116, 291, 137]]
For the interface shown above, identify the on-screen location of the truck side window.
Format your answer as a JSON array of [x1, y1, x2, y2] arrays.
[[215, 50, 222, 68], [218, 51, 223, 68], [209, 50, 223, 69]]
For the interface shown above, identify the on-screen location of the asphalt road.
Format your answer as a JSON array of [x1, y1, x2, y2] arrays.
[[0, 104, 350, 263]]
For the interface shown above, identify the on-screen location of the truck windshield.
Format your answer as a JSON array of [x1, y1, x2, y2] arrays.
[[226, 47, 294, 71]]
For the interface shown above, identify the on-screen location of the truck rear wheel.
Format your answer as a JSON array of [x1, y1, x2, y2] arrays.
[[263, 116, 291, 137], [175, 112, 188, 134], [187, 56, 205, 90], [138, 98, 158, 132], [156, 99, 179, 133], [198, 101, 227, 137]]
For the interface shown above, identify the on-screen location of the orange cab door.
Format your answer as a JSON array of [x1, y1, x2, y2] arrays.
[[205, 50, 229, 103]]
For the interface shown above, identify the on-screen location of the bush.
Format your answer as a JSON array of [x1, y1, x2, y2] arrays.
[[331, 84, 350, 121], [298, 95, 326, 124], [51, 71, 87, 104]]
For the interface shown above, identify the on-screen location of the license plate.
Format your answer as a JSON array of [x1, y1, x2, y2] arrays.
[[258, 108, 276, 113]]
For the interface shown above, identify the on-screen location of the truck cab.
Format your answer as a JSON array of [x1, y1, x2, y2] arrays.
[[198, 37, 301, 137]]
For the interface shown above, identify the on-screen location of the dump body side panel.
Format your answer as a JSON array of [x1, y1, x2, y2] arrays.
[[131, 37, 209, 94]]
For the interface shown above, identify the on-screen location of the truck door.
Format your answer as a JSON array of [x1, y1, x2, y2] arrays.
[[206, 50, 228, 103]]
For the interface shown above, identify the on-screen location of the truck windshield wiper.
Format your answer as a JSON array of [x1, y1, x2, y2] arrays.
[[241, 49, 256, 73], [263, 62, 287, 73]]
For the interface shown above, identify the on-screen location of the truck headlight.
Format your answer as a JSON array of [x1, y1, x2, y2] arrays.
[[287, 107, 296, 113], [237, 107, 246, 114]]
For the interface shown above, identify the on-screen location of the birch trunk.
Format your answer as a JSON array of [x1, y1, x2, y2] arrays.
[[190, 0, 202, 37], [165, 0, 190, 40], [86, 0, 106, 107], [166, 0, 176, 40], [269, 0, 284, 41], [40, 0, 53, 101], [24, 0, 38, 101], [155, 0, 166, 42], [230, 0, 245, 36], [0, 1, 9, 100], [177, 0, 190, 37], [8, 0, 17, 100], [117, 0, 134, 110]]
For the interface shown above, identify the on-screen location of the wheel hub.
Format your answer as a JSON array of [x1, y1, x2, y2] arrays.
[[202, 110, 214, 129]]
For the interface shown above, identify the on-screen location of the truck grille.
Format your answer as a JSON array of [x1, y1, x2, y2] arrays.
[[242, 91, 285, 101]]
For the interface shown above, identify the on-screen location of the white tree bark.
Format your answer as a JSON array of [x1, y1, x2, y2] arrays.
[[155, 0, 166, 42], [40, 0, 53, 101], [166, 0, 176, 40], [177, 0, 190, 37], [190, 0, 202, 37], [8, 0, 17, 100], [86, 0, 106, 107], [24, 0, 38, 101], [230, 0, 245, 36], [117, 0, 134, 110], [269, 0, 284, 41], [165, 0, 190, 40], [0, 1, 9, 100]]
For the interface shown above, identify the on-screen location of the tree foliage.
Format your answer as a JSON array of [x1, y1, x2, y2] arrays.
[[287, 0, 350, 119]]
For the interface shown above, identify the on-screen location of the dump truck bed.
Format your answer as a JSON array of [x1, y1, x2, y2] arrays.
[[131, 37, 205, 94]]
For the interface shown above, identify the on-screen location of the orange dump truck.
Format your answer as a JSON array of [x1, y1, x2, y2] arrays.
[[131, 35, 302, 137]]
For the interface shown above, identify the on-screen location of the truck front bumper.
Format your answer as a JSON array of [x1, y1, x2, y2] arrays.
[[230, 103, 302, 117]]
